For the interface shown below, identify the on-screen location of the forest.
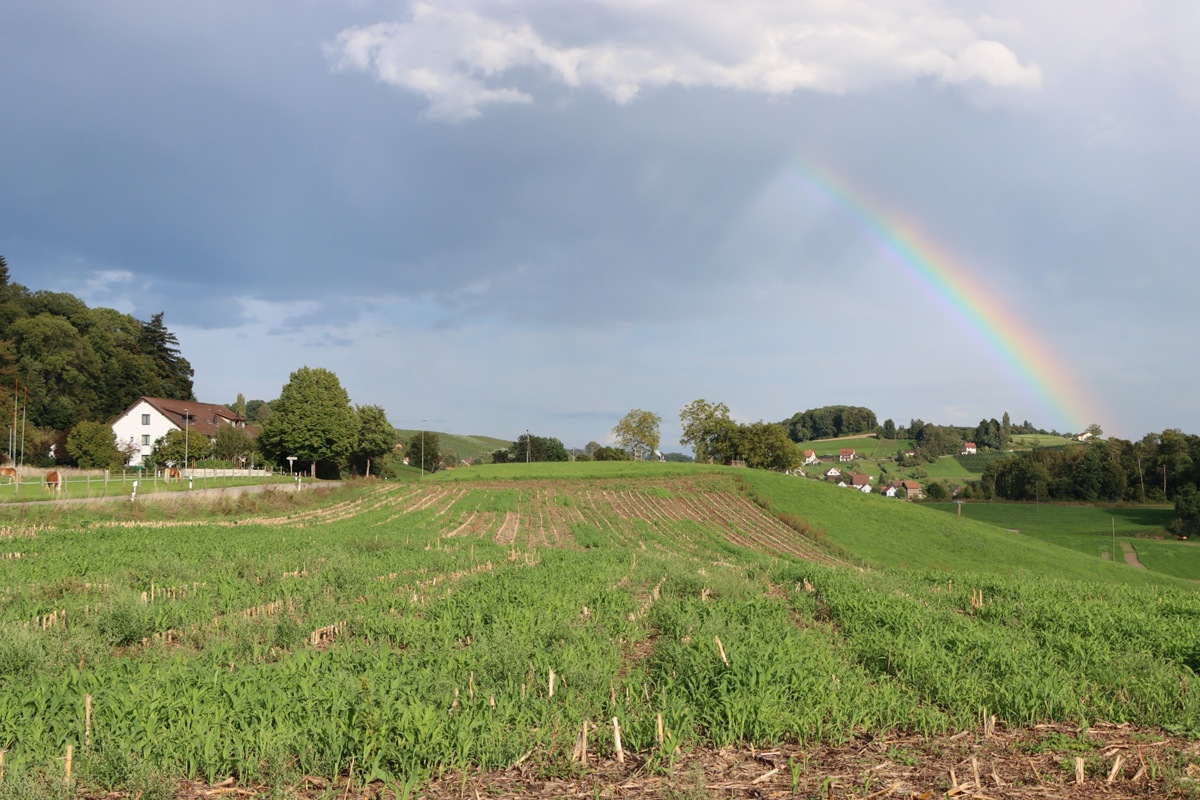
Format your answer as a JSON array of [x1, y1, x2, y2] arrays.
[[0, 256, 194, 459]]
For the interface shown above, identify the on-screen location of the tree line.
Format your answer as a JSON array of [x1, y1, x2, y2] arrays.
[[0, 256, 196, 464]]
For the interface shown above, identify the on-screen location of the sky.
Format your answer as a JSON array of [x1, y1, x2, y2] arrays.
[[2, 1, 1198, 450]]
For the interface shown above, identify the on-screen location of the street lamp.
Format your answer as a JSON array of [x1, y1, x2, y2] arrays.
[[183, 408, 189, 482], [421, 419, 428, 478]]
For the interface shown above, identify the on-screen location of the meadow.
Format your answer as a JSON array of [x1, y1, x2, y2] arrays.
[[2, 464, 1199, 799]]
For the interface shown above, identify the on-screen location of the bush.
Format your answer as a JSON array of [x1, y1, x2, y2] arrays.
[[67, 420, 122, 469]]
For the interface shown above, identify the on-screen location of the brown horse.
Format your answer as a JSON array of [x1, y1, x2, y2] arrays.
[[45, 470, 62, 493], [0, 466, 18, 485], [165, 467, 181, 482]]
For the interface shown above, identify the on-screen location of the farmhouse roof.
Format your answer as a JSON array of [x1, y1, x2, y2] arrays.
[[850, 472, 870, 486], [964, 442, 976, 449], [900, 480, 921, 490], [840, 448, 854, 456], [119, 397, 255, 438]]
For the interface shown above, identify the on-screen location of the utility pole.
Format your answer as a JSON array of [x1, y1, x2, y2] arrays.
[[526, 429, 531, 463], [421, 418, 428, 478]]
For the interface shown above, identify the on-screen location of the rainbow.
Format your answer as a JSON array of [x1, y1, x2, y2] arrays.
[[787, 160, 1098, 432]]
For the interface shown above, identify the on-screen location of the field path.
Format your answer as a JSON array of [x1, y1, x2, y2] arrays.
[[1120, 541, 1147, 569]]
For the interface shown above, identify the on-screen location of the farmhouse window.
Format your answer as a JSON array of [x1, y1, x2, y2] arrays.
[[141, 414, 151, 425], [142, 435, 150, 446]]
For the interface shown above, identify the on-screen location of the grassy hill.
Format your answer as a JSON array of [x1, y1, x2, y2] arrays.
[[393, 429, 511, 462]]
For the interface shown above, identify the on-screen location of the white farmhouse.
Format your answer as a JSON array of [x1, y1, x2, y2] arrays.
[[111, 397, 251, 467]]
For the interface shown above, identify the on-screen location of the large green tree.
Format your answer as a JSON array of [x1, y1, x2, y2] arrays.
[[66, 420, 121, 470], [612, 409, 661, 460], [138, 311, 195, 401], [351, 405, 396, 476], [213, 424, 256, 464], [507, 433, 568, 463], [735, 422, 801, 472], [405, 431, 441, 474], [679, 399, 737, 462], [1172, 484, 1200, 539], [257, 367, 358, 477]]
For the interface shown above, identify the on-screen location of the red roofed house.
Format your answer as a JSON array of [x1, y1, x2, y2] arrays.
[[839, 448, 855, 462], [112, 397, 255, 467], [900, 479, 922, 500], [850, 473, 871, 492], [802, 449, 821, 466], [962, 442, 978, 455]]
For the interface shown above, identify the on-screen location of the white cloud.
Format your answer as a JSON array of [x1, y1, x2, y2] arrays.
[[328, 1, 1043, 121]]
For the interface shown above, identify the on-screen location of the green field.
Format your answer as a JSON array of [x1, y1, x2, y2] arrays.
[[393, 431, 512, 462], [2, 463, 1199, 798], [921, 500, 1200, 573], [796, 435, 915, 458]]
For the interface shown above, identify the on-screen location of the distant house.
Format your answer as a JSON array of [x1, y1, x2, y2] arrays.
[[111, 397, 254, 467], [839, 448, 855, 462], [824, 467, 842, 480], [961, 442, 978, 455], [802, 449, 821, 466], [850, 472, 871, 490], [882, 484, 899, 498], [900, 479, 922, 500]]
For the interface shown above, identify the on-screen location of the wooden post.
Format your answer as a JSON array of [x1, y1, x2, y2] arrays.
[[656, 713, 664, 746], [574, 720, 588, 764], [1074, 757, 1085, 785], [714, 635, 728, 666], [85, 695, 92, 748], [548, 669, 555, 698], [64, 744, 73, 784], [612, 718, 624, 764]]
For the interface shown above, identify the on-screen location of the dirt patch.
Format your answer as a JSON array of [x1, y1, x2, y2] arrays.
[[417, 722, 1200, 799], [1122, 541, 1148, 569], [164, 722, 1199, 799]]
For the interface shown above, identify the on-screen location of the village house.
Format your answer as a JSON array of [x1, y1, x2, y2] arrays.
[[839, 448, 855, 462], [111, 397, 253, 467], [961, 442, 978, 455], [802, 449, 821, 466], [900, 479, 922, 500], [850, 472, 871, 493], [824, 467, 842, 480]]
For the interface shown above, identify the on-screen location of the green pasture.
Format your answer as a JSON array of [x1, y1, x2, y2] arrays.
[[2, 466, 1200, 797], [797, 436, 915, 458], [738, 470, 1183, 586], [0, 471, 293, 504], [922, 501, 1195, 575], [1010, 433, 1077, 449]]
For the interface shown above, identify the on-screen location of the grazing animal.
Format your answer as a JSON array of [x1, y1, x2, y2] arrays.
[[165, 467, 181, 482], [45, 470, 62, 493], [0, 466, 18, 485]]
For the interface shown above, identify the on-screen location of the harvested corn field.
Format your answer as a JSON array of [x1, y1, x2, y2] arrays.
[[1, 465, 1199, 799]]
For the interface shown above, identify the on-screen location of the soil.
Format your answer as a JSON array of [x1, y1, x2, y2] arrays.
[[160, 722, 1200, 800]]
